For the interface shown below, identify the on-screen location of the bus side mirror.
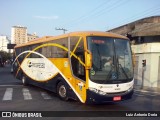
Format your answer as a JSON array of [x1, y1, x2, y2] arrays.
[[85, 51, 92, 69]]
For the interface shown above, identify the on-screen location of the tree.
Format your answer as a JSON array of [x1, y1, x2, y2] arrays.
[[0, 50, 12, 64]]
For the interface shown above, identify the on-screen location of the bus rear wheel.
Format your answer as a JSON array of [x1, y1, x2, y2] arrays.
[[57, 82, 68, 101]]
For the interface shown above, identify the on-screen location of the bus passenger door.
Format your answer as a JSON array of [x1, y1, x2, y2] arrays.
[[71, 53, 86, 103], [70, 36, 87, 103]]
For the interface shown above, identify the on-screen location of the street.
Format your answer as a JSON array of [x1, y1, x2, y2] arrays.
[[0, 65, 160, 120]]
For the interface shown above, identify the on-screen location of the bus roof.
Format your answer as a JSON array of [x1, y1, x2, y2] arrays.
[[14, 31, 128, 48]]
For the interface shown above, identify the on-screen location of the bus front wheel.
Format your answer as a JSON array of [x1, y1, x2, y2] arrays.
[[57, 82, 68, 101]]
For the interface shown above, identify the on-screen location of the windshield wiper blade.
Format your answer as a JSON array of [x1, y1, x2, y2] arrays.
[[118, 64, 129, 79], [106, 69, 112, 80], [116, 56, 129, 79]]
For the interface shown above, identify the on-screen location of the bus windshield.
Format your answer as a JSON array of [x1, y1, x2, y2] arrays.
[[87, 36, 133, 84]]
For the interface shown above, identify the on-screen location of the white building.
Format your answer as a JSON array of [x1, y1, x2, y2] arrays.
[[132, 43, 160, 89], [0, 36, 10, 52]]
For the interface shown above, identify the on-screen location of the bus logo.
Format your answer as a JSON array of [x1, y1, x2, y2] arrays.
[[27, 60, 32, 68], [111, 72, 117, 79]]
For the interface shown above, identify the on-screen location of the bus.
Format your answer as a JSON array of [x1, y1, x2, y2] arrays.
[[12, 31, 134, 104]]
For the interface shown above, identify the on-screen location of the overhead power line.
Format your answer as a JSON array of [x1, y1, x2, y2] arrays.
[[61, 0, 112, 28], [108, 5, 160, 30], [65, 0, 129, 30], [62, 0, 122, 29]]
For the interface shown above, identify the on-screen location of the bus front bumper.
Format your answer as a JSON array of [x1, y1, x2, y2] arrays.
[[86, 89, 134, 104]]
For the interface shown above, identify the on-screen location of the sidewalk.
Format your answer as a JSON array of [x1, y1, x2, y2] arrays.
[[134, 85, 160, 94]]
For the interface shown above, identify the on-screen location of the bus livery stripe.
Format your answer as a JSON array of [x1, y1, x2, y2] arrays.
[[70, 37, 82, 57], [13, 49, 85, 103]]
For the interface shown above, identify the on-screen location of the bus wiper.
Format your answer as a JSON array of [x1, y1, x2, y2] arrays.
[[105, 56, 115, 81], [106, 69, 112, 80], [116, 57, 128, 79], [118, 63, 129, 79]]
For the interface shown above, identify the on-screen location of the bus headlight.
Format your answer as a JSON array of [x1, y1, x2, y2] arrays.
[[89, 87, 98, 93], [127, 85, 133, 92], [89, 88, 106, 95]]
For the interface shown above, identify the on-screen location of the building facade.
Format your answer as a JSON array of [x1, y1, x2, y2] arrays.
[[27, 33, 39, 42], [108, 16, 160, 89], [0, 36, 10, 52], [11, 26, 39, 45], [11, 26, 27, 45]]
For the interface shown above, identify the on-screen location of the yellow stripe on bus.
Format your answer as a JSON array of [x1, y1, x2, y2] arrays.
[[16, 43, 86, 77], [70, 37, 82, 57]]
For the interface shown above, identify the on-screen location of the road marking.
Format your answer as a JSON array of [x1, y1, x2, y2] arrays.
[[3, 88, 13, 100], [22, 88, 32, 100], [0, 84, 23, 87], [40, 92, 52, 99]]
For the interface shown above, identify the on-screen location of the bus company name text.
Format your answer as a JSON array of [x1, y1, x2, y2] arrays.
[[28, 62, 45, 68]]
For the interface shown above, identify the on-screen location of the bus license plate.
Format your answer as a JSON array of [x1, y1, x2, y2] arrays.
[[113, 96, 121, 101]]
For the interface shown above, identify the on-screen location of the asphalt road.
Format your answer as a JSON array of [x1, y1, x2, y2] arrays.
[[0, 65, 160, 120]]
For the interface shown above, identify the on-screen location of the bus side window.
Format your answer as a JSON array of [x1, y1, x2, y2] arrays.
[[17, 48, 23, 62], [70, 36, 86, 80], [51, 38, 68, 58], [47, 46, 52, 58], [41, 45, 52, 58], [27, 45, 34, 58], [41, 46, 47, 58], [23, 46, 28, 59], [31, 44, 41, 58]]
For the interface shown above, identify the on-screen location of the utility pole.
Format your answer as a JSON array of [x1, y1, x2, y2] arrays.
[[55, 28, 68, 34]]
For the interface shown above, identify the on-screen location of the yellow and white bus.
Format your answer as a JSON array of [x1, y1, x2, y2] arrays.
[[12, 31, 134, 104]]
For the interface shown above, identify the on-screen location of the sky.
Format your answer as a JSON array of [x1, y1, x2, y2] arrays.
[[0, 0, 160, 37]]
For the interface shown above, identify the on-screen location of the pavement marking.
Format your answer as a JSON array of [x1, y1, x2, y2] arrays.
[[3, 88, 13, 100], [0, 85, 23, 87], [40, 91, 52, 99], [22, 88, 32, 100]]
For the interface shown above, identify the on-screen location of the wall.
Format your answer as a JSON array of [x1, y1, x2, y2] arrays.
[[132, 43, 160, 88]]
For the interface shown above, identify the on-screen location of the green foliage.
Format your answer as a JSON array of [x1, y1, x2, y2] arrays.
[[0, 50, 12, 62]]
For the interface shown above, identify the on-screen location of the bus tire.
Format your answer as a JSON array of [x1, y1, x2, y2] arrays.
[[22, 75, 27, 86], [57, 82, 68, 101]]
